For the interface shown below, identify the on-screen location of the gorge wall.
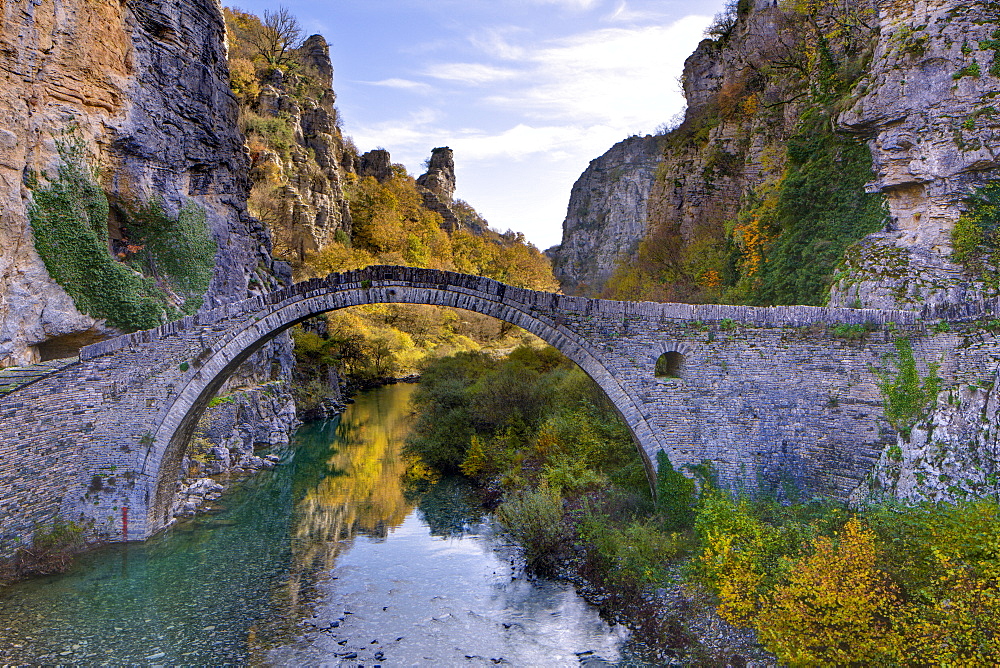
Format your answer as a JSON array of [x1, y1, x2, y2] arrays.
[[550, 0, 1000, 311], [550, 135, 662, 296], [0, 0, 290, 364], [0, 0, 299, 515]]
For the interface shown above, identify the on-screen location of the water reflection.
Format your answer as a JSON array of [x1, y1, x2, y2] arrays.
[[0, 384, 635, 665], [282, 387, 419, 618], [269, 383, 630, 666]]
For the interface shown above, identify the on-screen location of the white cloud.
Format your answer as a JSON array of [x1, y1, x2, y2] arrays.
[[603, 0, 667, 23], [488, 16, 712, 129], [360, 78, 434, 93], [526, 0, 602, 10], [424, 62, 520, 85], [344, 11, 717, 247]]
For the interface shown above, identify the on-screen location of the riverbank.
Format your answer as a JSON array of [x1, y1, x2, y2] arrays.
[[400, 345, 777, 663]]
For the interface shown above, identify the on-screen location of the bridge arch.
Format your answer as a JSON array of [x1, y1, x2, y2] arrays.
[[136, 267, 663, 532]]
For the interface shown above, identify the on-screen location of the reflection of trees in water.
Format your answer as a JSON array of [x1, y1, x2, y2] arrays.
[[281, 385, 418, 616], [416, 477, 484, 538]]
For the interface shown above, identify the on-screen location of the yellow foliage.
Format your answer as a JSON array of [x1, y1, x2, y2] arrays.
[[304, 242, 376, 276], [460, 435, 488, 476], [756, 518, 902, 665], [702, 531, 765, 626], [898, 553, 1000, 665], [228, 57, 261, 101], [731, 215, 771, 278]]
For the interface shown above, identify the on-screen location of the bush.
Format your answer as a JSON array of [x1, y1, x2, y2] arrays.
[[13, 519, 87, 577], [756, 518, 902, 664], [875, 338, 940, 439], [29, 134, 165, 331], [655, 450, 696, 531], [495, 488, 570, 573], [579, 510, 684, 588]]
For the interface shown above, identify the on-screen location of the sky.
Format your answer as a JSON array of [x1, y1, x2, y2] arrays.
[[228, 0, 726, 250]]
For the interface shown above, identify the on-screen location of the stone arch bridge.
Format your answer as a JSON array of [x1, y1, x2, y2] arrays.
[[0, 266, 994, 551]]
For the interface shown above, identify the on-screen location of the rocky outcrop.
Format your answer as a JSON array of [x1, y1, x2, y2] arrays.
[[246, 34, 352, 262], [416, 146, 456, 202], [551, 0, 1000, 308], [829, 0, 1000, 308], [415, 146, 461, 231], [357, 149, 392, 182], [0, 0, 298, 513], [550, 135, 662, 295], [0, 0, 289, 364]]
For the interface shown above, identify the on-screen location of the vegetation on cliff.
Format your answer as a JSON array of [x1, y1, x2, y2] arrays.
[[291, 164, 557, 401], [952, 181, 1000, 290], [222, 6, 559, 407], [602, 0, 886, 307], [28, 134, 217, 332]]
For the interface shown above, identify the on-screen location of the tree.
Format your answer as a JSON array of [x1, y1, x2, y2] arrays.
[[244, 6, 302, 68], [756, 518, 902, 665]]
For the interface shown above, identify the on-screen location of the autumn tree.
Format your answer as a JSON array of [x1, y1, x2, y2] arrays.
[[756, 518, 902, 665], [225, 6, 302, 68]]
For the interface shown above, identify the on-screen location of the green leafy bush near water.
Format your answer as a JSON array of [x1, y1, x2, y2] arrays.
[[406, 345, 700, 653], [28, 135, 217, 331]]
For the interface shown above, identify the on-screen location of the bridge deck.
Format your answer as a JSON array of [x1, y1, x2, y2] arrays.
[[0, 358, 79, 396]]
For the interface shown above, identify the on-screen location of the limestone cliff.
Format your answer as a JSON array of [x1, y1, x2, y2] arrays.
[[241, 34, 354, 263], [0, 0, 297, 504], [550, 135, 662, 296], [831, 0, 1000, 308], [0, 0, 288, 365], [551, 0, 1000, 310]]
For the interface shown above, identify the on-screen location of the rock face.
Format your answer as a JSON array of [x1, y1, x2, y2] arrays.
[[247, 34, 353, 261], [416, 146, 463, 232], [416, 146, 456, 202], [829, 0, 1000, 308], [358, 149, 392, 183], [0, 0, 288, 364], [550, 135, 662, 295], [0, 0, 297, 509], [550, 0, 1000, 309]]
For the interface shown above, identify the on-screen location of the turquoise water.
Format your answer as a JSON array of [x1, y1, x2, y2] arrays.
[[0, 384, 636, 665]]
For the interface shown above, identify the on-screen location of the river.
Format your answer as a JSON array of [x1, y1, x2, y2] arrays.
[[0, 384, 647, 665]]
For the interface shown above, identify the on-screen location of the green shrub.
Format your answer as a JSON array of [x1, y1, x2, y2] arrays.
[[655, 450, 696, 531], [579, 510, 684, 587], [738, 131, 886, 306], [875, 338, 940, 439], [13, 519, 87, 577], [952, 181, 1000, 289], [29, 133, 217, 331], [495, 488, 570, 573], [126, 201, 217, 314], [29, 135, 166, 331]]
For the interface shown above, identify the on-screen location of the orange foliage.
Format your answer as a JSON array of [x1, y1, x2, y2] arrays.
[[731, 214, 771, 278]]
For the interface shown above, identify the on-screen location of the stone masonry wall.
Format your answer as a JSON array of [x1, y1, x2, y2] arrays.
[[2, 267, 999, 557]]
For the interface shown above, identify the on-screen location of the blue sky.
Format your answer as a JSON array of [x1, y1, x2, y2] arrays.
[[228, 1, 725, 249]]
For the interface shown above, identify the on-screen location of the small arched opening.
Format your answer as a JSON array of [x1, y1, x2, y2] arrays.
[[655, 351, 684, 379]]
